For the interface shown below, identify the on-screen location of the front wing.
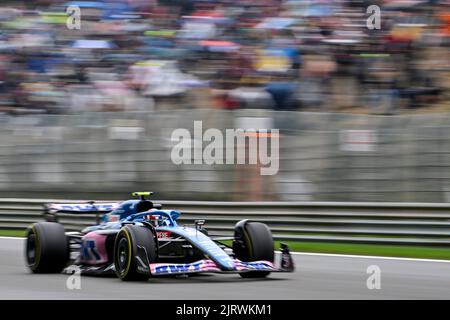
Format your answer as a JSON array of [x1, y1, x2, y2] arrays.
[[150, 259, 284, 276]]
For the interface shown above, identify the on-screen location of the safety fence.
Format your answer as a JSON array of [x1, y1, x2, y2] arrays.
[[1, 199, 450, 246], [2, 110, 450, 202]]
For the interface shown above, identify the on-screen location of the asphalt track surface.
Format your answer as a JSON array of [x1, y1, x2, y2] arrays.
[[1, 237, 450, 299]]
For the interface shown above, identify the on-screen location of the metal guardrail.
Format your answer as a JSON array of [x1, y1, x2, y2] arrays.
[[1, 199, 450, 246]]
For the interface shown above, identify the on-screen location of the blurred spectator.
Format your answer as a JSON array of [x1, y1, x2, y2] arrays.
[[0, 0, 447, 115]]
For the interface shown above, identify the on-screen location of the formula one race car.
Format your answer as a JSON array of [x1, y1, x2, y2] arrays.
[[25, 192, 294, 281]]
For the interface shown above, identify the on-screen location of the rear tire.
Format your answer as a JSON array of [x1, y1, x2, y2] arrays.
[[233, 221, 274, 278], [25, 222, 69, 273], [114, 225, 157, 281]]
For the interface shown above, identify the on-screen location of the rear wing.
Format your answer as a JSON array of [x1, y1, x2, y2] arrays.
[[44, 202, 120, 224]]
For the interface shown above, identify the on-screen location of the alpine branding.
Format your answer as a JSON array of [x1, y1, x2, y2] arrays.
[[48, 203, 119, 212], [80, 240, 101, 262]]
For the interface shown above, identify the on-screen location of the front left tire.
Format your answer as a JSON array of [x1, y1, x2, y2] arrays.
[[114, 224, 157, 281]]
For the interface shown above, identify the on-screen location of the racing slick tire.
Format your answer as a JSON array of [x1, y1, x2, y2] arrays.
[[233, 220, 275, 278], [114, 224, 157, 281], [25, 222, 69, 273]]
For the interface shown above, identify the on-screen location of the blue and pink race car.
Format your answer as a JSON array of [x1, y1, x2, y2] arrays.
[[25, 192, 295, 281]]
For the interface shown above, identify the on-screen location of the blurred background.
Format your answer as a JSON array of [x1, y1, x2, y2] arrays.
[[0, 0, 449, 201]]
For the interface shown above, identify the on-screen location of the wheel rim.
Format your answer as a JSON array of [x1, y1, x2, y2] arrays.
[[116, 237, 129, 276], [26, 233, 37, 267]]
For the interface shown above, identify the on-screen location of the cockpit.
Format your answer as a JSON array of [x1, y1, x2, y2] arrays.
[[135, 200, 154, 214]]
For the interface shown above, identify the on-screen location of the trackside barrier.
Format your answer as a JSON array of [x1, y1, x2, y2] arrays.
[[1, 199, 450, 246]]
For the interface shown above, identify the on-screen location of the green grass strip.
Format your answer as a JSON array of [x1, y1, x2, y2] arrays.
[[0, 229, 27, 237], [275, 241, 450, 260]]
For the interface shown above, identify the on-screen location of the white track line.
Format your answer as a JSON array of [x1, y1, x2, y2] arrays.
[[3, 236, 450, 264], [283, 251, 450, 264], [0, 236, 24, 240]]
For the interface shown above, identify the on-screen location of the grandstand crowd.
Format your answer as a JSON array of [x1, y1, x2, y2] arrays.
[[0, 0, 448, 115]]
